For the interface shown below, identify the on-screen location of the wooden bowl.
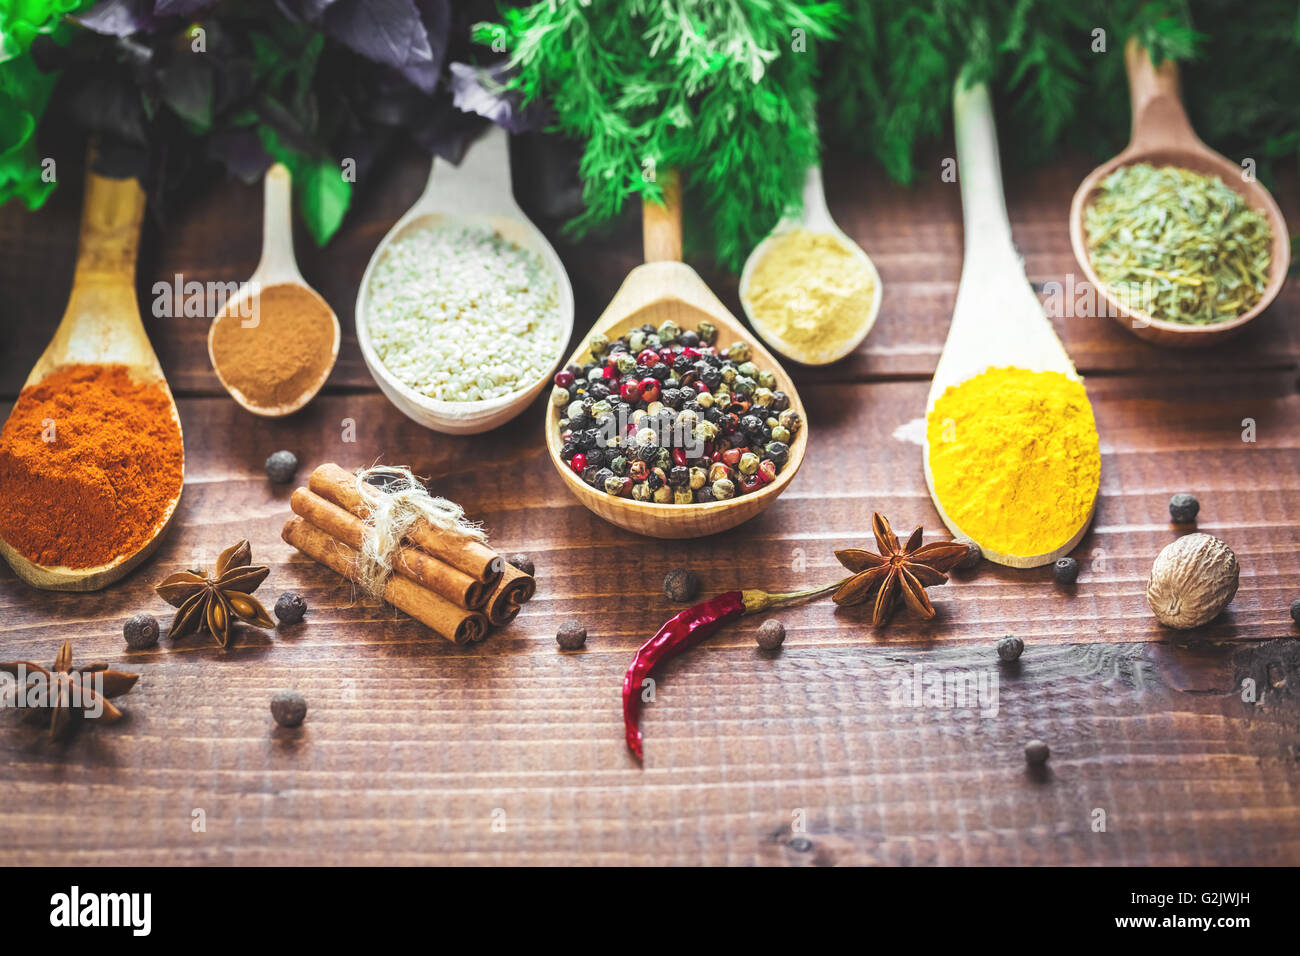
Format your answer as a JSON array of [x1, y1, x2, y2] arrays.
[[1069, 39, 1290, 348], [544, 260, 808, 539]]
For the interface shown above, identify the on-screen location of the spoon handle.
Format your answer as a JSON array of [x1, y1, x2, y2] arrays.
[[414, 124, 517, 216], [1124, 37, 1198, 153], [952, 78, 1018, 266], [642, 169, 682, 263], [254, 163, 303, 285], [73, 167, 145, 284]]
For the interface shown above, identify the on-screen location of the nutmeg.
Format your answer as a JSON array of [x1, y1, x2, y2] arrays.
[[1146, 533, 1239, 629]]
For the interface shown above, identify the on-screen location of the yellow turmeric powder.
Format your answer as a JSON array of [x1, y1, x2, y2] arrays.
[[926, 367, 1100, 557], [744, 229, 876, 362]]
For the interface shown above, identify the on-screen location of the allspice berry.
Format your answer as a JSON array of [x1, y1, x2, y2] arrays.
[[1169, 493, 1199, 524], [997, 635, 1024, 662], [663, 568, 699, 603], [271, 690, 307, 728], [556, 620, 587, 650], [265, 450, 298, 484], [1147, 533, 1239, 629], [755, 619, 786, 651], [1025, 739, 1050, 766], [508, 553, 535, 577], [1053, 556, 1079, 585], [954, 538, 982, 570], [275, 592, 308, 625], [1290, 598, 1300, 626], [123, 612, 160, 650]]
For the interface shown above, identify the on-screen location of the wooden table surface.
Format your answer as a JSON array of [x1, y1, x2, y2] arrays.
[[1, 143, 1298, 866]]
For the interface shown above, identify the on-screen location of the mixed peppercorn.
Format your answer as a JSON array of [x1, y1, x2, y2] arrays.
[[552, 321, 800, 504]]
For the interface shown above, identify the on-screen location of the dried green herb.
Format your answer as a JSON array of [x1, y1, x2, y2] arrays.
[[1084, 163, 1273, 325]]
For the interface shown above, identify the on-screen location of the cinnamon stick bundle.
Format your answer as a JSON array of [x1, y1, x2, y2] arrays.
[[282, 517, 489, 644], [309, 463, 504, 585], [290, 487, 488, 609], [485, 562, 538, 627]]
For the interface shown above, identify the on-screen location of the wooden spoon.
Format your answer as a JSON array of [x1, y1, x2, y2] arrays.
[[544, 171, 808, 539], [355, 126, 574, 435], [923, 79, 1097, 569], [0, 165, 184, 591], [1069, 38, 1290, 347], [207, 163, 340, 416], [738, 163, 883, 365]]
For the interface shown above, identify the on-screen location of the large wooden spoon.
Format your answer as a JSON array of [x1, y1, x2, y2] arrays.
[[0, 165, 184, 591], [923, 79, 1097, 569], [208, 163, 340, 416], [1069, 38, 1290, 347], [544, 171, 808, 539]]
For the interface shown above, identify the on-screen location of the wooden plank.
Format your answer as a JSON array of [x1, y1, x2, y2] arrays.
[[1, 378, 1297, 865]]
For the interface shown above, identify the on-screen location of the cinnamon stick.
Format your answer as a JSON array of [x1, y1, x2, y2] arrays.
[[281, 517, 490, 644], [309, 463, 504, 585], [290, 487, 488, 609], [485, 562, 537, 627]]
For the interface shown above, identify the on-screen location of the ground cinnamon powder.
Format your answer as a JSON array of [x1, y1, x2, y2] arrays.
[[0, 364, 184, 569], [210, 283, 334, 409]]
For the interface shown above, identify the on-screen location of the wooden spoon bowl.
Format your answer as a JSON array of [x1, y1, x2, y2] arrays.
[[1069, 39, 1290, 347], [208, 163, 340, 417], [356, 127, 574, 435], [544, 173, 807, 539], [0, 164, 184, 591]]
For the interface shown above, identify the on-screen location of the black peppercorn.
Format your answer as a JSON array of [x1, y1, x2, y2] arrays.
[[271, 690, 307, 728], [954, 538, 982, 570], [123, 612, 160, 650], [1169, 493, 1199, 524], [755, 619, 785, 651], [1053, 557, 1079, 585], [556, 620, 587, 650], [1291, 598, 1300, 626], [663, 567, 699, 603], [636, 442, 659, 463], [265, 450, 298, 484], [560, 441, 579, 461], [582, 465, 601, 486], [650, 363, 671, 381], [740, 414, 764, 438], [765, 441, 789, 468], [275, 591, 308, 625], [679, 330, 699, 348], [695, 486, 714, 503], [770, 390, 790, 412], [1024, 739, 1050, 766], [669, 466, 690, 488], [672, 354, 694, 375], [997, 635, 1024, 662], [593, 467, 615, 488], [662, 388, 683, 409], [507, 553, 535, 576]]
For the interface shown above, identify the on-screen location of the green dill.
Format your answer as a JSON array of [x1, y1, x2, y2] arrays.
[[1084, 163, 1273, 325], [476, 0, 843, 271]]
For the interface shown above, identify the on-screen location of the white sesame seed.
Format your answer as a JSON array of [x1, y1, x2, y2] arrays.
[[365, 223, 563, 402]]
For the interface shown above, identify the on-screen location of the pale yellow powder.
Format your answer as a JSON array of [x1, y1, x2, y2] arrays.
[[745, 229, 875, 359]]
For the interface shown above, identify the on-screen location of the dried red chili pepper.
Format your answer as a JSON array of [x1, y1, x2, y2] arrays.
[[622, 582, 844, 760]]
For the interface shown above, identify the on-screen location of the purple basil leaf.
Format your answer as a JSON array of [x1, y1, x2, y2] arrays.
[[414, 0, 450, 83], [209, 127, 274, 183], [158, 55, 215, 130], [323, 0, 439, 95], [153, 0, 222, 16], [409, 96, 487, 165], [76, 0, 158, 36], [274, 0, 340, 24], [449, 61, 545, 134]]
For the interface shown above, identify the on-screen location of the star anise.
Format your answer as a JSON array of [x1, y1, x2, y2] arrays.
[[0, 641, 139, 738], [156, 540, 273, 647], [833, 513, 969, 625]]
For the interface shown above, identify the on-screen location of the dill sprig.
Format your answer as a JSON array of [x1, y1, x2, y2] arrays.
[[476, 0, 843, 272]]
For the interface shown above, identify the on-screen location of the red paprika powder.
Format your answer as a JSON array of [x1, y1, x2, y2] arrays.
[[0, 364, 184, 569]]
